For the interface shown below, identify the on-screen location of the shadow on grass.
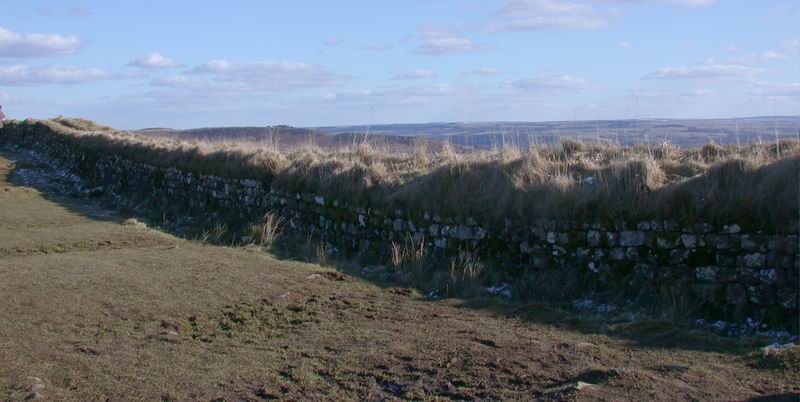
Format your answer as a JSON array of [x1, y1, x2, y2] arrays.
[[0, 145, 788, 358], [453, 298, 774, 355], [1, 147, 247, 243], [268, 233, 783, 356], [2, 148, 122, 223], [745, 395, 800, 402]]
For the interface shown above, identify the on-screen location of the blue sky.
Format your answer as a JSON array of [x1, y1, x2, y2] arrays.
[[0, 0, 798, 129]]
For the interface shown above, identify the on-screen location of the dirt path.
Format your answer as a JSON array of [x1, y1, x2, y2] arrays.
[[0, 149, 797, 401]]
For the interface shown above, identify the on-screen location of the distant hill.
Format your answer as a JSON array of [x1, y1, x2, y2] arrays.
[[314, 116, 800, 148], [134, 116, 800, 150]]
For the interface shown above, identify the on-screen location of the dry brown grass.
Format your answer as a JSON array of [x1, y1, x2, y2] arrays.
[[750, 345, 800, 373], [3, 117, 798, 227], [248, 211, 285, 248]]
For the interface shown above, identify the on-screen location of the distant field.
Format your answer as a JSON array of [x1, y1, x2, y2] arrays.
[[133, 116, 800, 151], [314, 116, 800, 148], [1, 137, 799, 401]]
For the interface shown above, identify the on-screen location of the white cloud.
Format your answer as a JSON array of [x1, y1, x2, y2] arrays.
[[393, 69, 435, 80], [359, 43, 393, 51], [36, 7, 92, 17], [149, 75, 208, 89], [319, 89, 373, 101], [611, 0, 716, 6], [484, 0, 716, 32], [682, 88, 713, 97], [0, 26, 83, 58], [128, 53, 181, 69], [315, 84, 475, 106], [323, 37, 343, 46], [619, 42, 632, 48], [413, 25, 492, 55], [190, 59, 349, 91], [625, 87, 669, 99], [462, 67, 505, 76], [136, 61, 351, 118], [750, 81, 800, 98], [508, 74, 597, 92], [657, 0, 715, 6], [0, 65, 113, 85], [0, 92, 19, 104], [485, 0, 610, 32], [644, 63, 761, 79], [785, 38, 800, 51], [761, 50, 787, 60], [726, 50, 789, 64], [417, 37, 491, 54]]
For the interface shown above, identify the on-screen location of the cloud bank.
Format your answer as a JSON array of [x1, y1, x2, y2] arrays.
[[128, 53, 182, 69], [0, 26, 83, 58], [0, 65, 113, 85]]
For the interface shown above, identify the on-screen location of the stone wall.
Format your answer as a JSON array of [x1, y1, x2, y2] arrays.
[[2, 121, 798, 330]]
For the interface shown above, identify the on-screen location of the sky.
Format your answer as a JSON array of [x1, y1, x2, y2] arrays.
[[0, 0, 798, 129]]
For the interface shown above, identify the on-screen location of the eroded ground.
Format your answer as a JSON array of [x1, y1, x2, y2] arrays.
[[0, 149, 797, 401]]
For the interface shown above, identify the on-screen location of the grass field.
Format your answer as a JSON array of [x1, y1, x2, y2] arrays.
[[1, 146, 799, 400]]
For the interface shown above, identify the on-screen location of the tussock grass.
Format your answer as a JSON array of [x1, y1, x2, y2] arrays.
[[195, 223, 230, 245], [248, 211, 285, 248], [445, 249, 486, 297], [750, 345, 800, 372], [383, 235, 489, 299], [4, 117, 799, 228], [51, 116, 114, 132], [122, 218, 147, 228]]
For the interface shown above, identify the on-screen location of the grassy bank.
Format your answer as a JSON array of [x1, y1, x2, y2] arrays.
[[2, 149, 797, 400], [2, 117, 798, 229]]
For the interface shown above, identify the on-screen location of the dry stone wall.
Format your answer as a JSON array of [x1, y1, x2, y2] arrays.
[[2, 122, 798, 330]]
